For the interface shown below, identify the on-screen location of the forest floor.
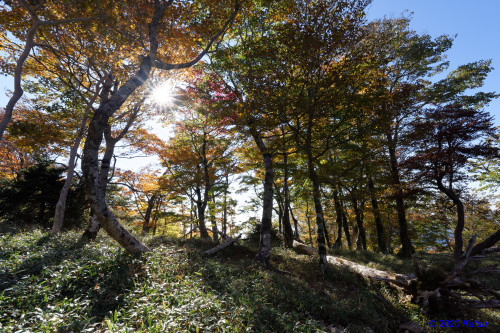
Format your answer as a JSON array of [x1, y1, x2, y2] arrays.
[[0, 226, 498, 332]]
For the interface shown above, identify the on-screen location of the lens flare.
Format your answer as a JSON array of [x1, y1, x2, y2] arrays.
[[151, 80, 175, 106]]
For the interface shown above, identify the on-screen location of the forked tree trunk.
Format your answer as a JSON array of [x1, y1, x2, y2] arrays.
[[194, 185, 210, 239], [81, 58, 152, 254]]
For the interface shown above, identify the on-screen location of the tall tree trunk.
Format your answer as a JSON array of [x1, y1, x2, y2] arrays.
[[223, 174, 228, 237], [210, 195, 219, 243], [437, 179, 465, 260], [387, 142, 414, 258], [199, 134, 212, 240], [81, 58, 152, 254], [341, 202, 352, 250], [195, 196, 210, 239], [333, 189, 343, 249], [352, 198, 366, 251], [323, 215, 333, 249], [290, 204, 300, 240], [386, 207, 394, 254], [142, 194, 157, 235], [306, 198, 313, 245], [194, 184, 210, 239], [368, 176, 387, 253], [255, 152, 274, 263], [308, 163, 327, 266], [249, 126, 274, 264], [282, 153, 294, 248], [152, 196, 162, 236], [190, 189, 194, 239], [277, 200, 283, 234], [51, 76, 105, 234]]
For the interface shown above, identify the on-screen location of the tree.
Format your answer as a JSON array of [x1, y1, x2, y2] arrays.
[[159, 104, 236, 240], [273, 0, 370, 265], [80, 0, 243, 253], [406, 105, 497, 259], [359, 17, 456, 257], [0, 0, 101, 141], [0, 157, 86, 228]]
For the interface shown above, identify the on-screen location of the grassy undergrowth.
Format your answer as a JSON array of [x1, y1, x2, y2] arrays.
[[0, 229, 498, 332]]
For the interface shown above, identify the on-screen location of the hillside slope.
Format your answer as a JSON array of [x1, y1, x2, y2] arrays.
[[0, 230, 498, 332]]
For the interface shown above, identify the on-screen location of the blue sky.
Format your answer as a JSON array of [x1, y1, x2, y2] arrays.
[[366, 0, 500, 125]]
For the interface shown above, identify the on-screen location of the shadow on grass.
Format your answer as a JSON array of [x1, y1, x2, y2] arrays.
[[185, 242, 410, 332], [0, 234, 83, 292], [0, 232, 146, 332]]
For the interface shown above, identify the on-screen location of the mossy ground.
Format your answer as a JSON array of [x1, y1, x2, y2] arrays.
[[0, 227, 498, 332]]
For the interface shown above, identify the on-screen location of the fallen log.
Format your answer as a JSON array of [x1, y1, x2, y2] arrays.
[[289, 238, 412, 285], [285, 234, 500, 315], [202, 234, 241, 257]]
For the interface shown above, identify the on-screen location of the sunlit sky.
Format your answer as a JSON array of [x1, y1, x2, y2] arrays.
[[1, 0, 499, 161]]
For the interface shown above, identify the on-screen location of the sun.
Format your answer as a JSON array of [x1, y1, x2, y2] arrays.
[[151, 80, 176, 106]]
